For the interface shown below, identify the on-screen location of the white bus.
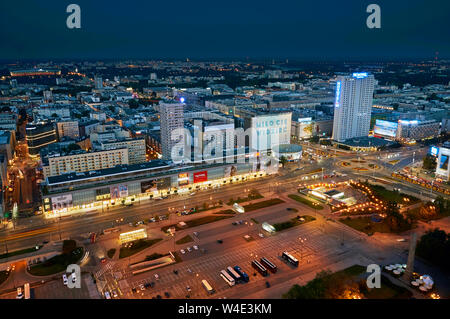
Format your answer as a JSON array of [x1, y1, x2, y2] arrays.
[[226, 266, 241, 282], [220, 270, 235, 286], [24, 283, 30, 299], [201, 280, 215, 294]]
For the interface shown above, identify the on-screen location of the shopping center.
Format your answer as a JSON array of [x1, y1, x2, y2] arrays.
[[42, 154, 275, 218]]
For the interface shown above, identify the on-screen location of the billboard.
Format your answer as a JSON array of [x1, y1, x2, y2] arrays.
[[298, 118, 313, 139], [439, 155, 449, 171], [51, 194, 73, 211], [178, 173, 189, 186], [110, 185, 128, 199], [141, 180, 158, 193], [374, 120, 398, 138], [224, 165, 237, 178], [193, 171, 208, 183]]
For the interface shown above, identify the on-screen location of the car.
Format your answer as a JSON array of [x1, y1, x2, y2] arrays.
[[173, 270, 179, 275], [187, 268, 192, 273], [112, 290, 118, 298], [232, 222, 237, 225], [144, 283, 151, 288], [265, 281, 271, 288], [217, 239, 223, 244], [186, 286, 192, 292], [164, 292, 170, 298], [396, 238, 406, 242], [131, 288, 137, 293], [193, 245, 198, 250], [156, 294, 162, 299], [258, 233, 264, 238], [100, 258, 107, 264], [180, 249, 186, 254], [71, 273, 77, 283], [139, 284, 145, 291], [150, 282, 155, 287], [190, 192, 196, 196], [154, 274, 160, 280], [104, 291, 111, 299], [62, 274, 68, 285], [187, 247, 192, 252]]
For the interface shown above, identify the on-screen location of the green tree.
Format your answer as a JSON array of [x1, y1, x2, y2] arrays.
[[422, 154, 437, 170], [416, 228, 450, 268], [279, 156, 288, 168]]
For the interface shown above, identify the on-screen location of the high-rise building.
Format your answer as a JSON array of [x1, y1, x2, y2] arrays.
[[332, 73, 375, 142], [159, 102, 184, 161], [26, 122, 58, 156], [94, 76, 103, 89]]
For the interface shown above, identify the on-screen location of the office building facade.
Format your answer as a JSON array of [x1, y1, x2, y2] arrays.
[[332, 73, 375, 142], [160, 102, 185, 161]]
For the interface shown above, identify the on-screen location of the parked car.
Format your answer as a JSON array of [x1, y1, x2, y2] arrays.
[[193, 245, 198, 250], [62, 274, 68, 285], [180, 249, 186, 254], [265, 281, 271, 288], [112, 290, 118, 298], [173, 270, 179, 275], [187, 247, 192, 252], [139, 284, 145, 291], [217, 239, 223, 244], [154, 274, 160, 280], [258, 233, 264, 238], [104, 291, 111, 299]]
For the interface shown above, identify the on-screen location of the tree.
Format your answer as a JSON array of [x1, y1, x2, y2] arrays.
[[279, 156, 288, 168], [422, 154, 437, 170], [416, 228, 450, 269], [385, 201, 411, 232]]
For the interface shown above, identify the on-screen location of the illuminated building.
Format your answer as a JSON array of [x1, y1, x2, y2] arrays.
[[332, 73, 375, 142], [26, 122, 57, 156]]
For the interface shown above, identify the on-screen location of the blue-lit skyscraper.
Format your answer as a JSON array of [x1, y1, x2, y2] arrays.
[[332, 73, 375, 142]]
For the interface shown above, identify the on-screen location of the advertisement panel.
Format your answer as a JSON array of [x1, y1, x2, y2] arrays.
[[439, 155, 449, 170], [51, 194, 73, 211], [110, 185, 128, 199], [178, 173, 189, 186], [374, 120, 398, 138], [193, 171, 208, 183], [224, 165, 237, 178], [141, 180, 158, 193]]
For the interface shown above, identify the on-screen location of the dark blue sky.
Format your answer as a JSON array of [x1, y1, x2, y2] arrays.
[[0, 0, 449, 60]]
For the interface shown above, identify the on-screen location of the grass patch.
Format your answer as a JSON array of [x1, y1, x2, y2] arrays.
[[175, 235, 193, 245], [144, 253, 169, 262], [107, 248, 116, 259], [364, 183, 419, 204], [289, 194, 324, 210], [243, 198, 285, 212], [340, 216, 396, 234], [28, 247, 84, 276], [227, 192, 264, 205], [161, 215, 233, 232], [283, 264, 412, 299], [119, 238, 163, 259], [0, 270, 9, 285], [0, 245, 43, 260], [172, 251, 183, 263], [273, 215, 316, 232], [213, 209, 235, 215]]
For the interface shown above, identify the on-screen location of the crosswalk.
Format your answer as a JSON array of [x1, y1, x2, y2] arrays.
[[95, 261, 115, 279]]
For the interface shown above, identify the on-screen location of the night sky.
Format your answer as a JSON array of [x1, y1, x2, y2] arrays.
[[0, 0, 449, 60]]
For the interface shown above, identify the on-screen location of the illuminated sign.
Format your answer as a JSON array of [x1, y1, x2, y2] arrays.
[[399, 120, 419, 125], [110, 185, 128, 199], [352, 72, 368, 79], [193, 171, 208, 183], [335, 81, 341, 108], [298, 117, 312, 123], [178, 173, 189, 186], [119, 229, 147, 244], [430, 146, 439, 157], [374, 120, 398, 138]]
